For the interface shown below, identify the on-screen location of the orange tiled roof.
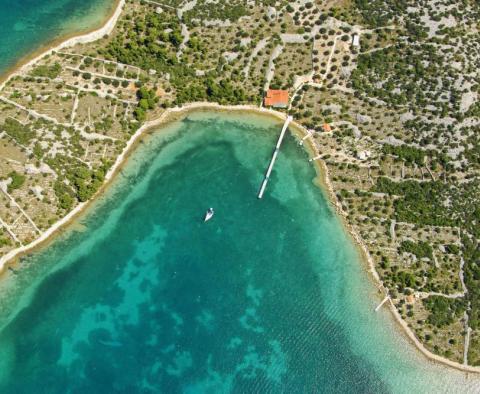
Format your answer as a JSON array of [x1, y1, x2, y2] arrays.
[[322, 123, 332, 132], [264, 89, 289, 107], [406, 294, 415, 304]]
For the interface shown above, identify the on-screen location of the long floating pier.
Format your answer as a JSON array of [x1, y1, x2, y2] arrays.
[[258, 116, 293, 199]]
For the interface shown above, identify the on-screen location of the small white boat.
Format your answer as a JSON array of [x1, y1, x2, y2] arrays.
[[204, 208, 214, 222]]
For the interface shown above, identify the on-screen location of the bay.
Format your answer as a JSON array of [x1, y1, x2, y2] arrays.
[[0, 111, 475, 393]]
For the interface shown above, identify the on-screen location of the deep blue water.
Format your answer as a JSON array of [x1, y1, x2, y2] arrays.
[[0, 112, 475, 393], [0, 0, 114, 74]]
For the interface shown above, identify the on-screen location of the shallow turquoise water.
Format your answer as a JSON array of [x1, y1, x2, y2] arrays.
[[0, 0, 114, 75], [0, 112, 476, 393]]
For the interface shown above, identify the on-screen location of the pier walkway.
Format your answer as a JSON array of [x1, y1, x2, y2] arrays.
[[299, 129, 313, 145], [375, 295, 390, 312], [258, 116, 293, 199]]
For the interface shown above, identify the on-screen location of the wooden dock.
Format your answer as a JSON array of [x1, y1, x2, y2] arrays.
[[258, 116, 293, 199]]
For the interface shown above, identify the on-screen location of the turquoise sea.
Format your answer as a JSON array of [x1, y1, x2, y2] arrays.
[[0, 0, 115, 75], [0, 111, 477, 392]]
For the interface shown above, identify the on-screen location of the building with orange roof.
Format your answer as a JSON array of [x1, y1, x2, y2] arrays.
[[264, 89, 289, 108], [406, 294, 415, 304], [322, 123, 332, 132]]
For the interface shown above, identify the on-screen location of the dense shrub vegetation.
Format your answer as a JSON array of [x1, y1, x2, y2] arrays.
[[375, 178, 454, 226], [30, 62, 62, 79], [423, 296, 465, 328], [2, 118, 36, 145], [399, 240, 433, 260]]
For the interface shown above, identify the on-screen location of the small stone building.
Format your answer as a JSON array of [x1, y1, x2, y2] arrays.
[[264, 89, 289, 108]]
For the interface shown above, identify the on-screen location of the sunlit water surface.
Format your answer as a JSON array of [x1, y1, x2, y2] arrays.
[[0, 112, 477, 393]]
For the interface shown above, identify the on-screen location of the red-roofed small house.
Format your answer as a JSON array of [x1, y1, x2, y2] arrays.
[[264, 89, 289, 108], [322, 123, 332, 132]]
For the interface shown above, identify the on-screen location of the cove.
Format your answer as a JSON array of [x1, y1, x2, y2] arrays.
[[0, 111, 475, 393], [0, 0, 115, 75]]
